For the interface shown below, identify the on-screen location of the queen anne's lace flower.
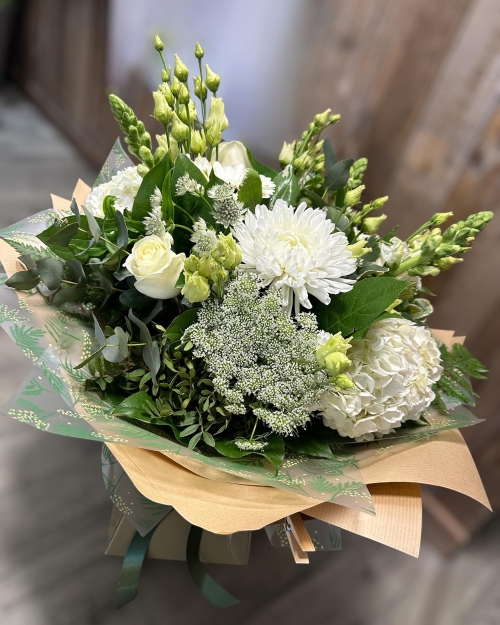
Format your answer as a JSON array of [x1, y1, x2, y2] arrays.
[[319, 318, 443, 441], [85, 167, 142, 218], [232, 200, 357, 315], [185, 273, 330, 437]]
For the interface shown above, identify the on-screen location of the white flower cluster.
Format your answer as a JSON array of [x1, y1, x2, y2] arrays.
[[186, 273, 330, 436], [175, 173, 204, 197], [232, 200, 357, 315], [190, 218, 218, 256], [319, 318, 443, 441], [234, 438, 268, 451], [143, 187, 167, 238], [85, 167, 142, 218], [207, 183, 247, 227]]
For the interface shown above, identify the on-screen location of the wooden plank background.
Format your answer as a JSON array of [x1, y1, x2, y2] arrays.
[[7, 0, 500, 552]]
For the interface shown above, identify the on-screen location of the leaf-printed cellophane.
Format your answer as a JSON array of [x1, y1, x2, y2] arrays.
[[0, 141, 490, 554]]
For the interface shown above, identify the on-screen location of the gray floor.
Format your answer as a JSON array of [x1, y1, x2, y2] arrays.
[[0, 88, 499, 625]]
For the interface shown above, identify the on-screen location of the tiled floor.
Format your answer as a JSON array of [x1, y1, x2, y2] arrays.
[[0, 87, 499, 625]]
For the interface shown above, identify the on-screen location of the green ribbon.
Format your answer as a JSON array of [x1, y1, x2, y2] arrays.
[[116, 529, 154, 609], [186, 525, 240, 607]]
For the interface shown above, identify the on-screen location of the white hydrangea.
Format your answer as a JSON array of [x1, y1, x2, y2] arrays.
[[232, 200, 357, 316], [85, 167, 142, 218], [319, 318, 443, 441]]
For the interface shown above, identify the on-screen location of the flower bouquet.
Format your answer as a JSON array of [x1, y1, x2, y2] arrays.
[[0, 36, 492, 608]]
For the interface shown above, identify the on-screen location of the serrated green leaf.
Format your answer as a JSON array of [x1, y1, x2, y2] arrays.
[[313, 277, 412, 336]]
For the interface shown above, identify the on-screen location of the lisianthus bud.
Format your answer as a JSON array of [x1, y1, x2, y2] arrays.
[[195, 42, 204, 59], [205, 64, 221, 92], [174, 54, 189, 82], [170, 113, 190, 142], [182, 272, 210, 303], [431, 212, 453, 226], [371, 196, 389, 210], [279, 141, 295, 167], [153, 146, 167, 164], [153, 91, 172, 125], [333, 374, 355, 390], [161, 69, 169, 83], [315, 333, 351, 369], [159, 82, 174, 106], [178, 83, 190, 104], [324, 352, 351, 377], [154, 35, 164, 52], [211, 234, 242, 270], [421, 233, 443, 257], [314, 108, 332, 128], [434, 256, 463, 270], [206, 121, 222, 146], [198, 256, 219, 279], [330, 113, 341, 124], [346, 239, 371, 258], [139, 146, 154, 167], [191, 129, 207, 154], [193, 75, 207, 100], [293, 153, 313, 171], [170, 77, 181, 97], [362, 214, 387, 234], [184, 255, 201, 274], [344, 185, 365, 206], [137, 164, 149, 177], [206, 97, 228, 131], [157, 134, 179, 161]]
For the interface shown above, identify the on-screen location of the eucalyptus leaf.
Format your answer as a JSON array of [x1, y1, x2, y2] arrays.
[[92, 314, 106, 347], [19, 254, 36, 270], [89, 259, 114, 294], [325, 159, 353, 192], [43, 222, 79, 247], [312, 276, 412, 336], [6, 269, 40, 290], [301, 187, 327, 208], [119, 288, 152, 309], [238, 169, 262, 211], [36, 258, 64, 290], [70, 198, 81, 224], [102, 333, 126, 363], [164, 308, 198, 342], [325, 207, 349, 232], [115, 326, 129, 358], [81, 205, 102, 244], [323, 138, 337, 170], [53, 277, 87, 306], [115, 210, 128, 248], [143, 340, 161, 386]]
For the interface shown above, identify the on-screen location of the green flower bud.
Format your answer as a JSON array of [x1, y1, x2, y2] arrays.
[[184, 255, 201, 274], [466, 211, 493, 231], [408, 265, 440, 277], [195, 42, 204, 59], [206, 97, 228, 131], [182, 272, 210, 303], [330, 113, 341, 124], [170, 113, 190, 142], [205, 64, 221, 92], [157, 134, 179, 161], [324, 351, 351, 378], [314, 108, 332, 128], [361, 214, 387, 234], [193, 75, 207, 100], [211, 234, 242, 270], [170, 77, 181, 97], [344, 185, 365, 206], [139, 145, 154, 167], [210, 264, 229, 285], [346, 239, 371, 258], [315, 332, 352, 368], [206, 121, 222, 146], [293, 153, 313, 172], [153, 146, 167, 164], [161, 69, 169, 83], [198, 256, 219, 279], [279, 141, 295, 167], [371, 196, 389, 210], [421, 233, 443, 257], [174, 54, 189, 82], [154, 35, 164, 52], [191, 129, 207, 155], [153, 91, 172, 125], [431, 212, 453, 226], [333, 374, 355, 390], [137, 164, 149, 178], [434, 256, 463, 270], [177, 83, 190, 104], [435, 243, 461, 258], [159, 82, 174, 106]]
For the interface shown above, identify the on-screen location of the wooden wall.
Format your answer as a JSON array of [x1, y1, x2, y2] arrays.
[[9, 0, 500, 552]]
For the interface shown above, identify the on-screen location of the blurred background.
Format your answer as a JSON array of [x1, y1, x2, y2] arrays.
[[0, 0, 499, 623]]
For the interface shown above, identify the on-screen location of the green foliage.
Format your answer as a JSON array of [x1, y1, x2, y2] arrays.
[[433, 343, 487, 414], [238, 169, 262, 211], [313, 277, 412, 336], [131, 156, 169, 223], [246, 148, 279, 179], [270, 165, 300, 207], [324, 159, 353, 192], [215, 434, 285, 474]]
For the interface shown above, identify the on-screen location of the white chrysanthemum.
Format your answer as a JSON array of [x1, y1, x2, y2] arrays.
[[85, 167, 142, 218], [319, 318, 443, 441], [232, 200, 357, 315], [260, 175, 276, 199]]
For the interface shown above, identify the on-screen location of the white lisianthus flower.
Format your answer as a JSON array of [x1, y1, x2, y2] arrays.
[[85, 167, 142, 218], [213, 162, 246, 188], [377, 236, 410, 267], [319, 318, 443, 441], [232, 200, 357, 315], [192, 156, 212, 179], [124, 234, 185, 300], [217, 140, 251, 168]]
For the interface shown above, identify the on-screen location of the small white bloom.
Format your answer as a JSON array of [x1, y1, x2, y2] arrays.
[[193, 156, 212, 179], [124, 234, 185, 300], [150, 186, 162, 209], [143, 205, 167, 239], [213, 162, 246, 188], [208, 183, 247, 227], [190, 218, 218, 256], [232, 200, 357, 316], [260, 175, 276, 199], [175, 173, 204, 197], [378, 236, 410, 267], [217, 140, 251, 169], [85, 167, 142, 218], [319, 318, 443, 441], [234, 439, 268, 451]]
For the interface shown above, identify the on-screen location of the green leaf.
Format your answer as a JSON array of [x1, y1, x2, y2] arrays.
[[74, 345, 106, 369], [92, 314, 106, 346], [6, 268, 40, 290], [271, 165, 300, 207], [215, 434, 285, 473], [171, 153, 208, 196], [246, 148, 279, 179], [132, 156, 168, 223], [70, 198, 81, 224], [313, 277, 412, 336], [81, 205, 102, 244], [36, 258, 64, 290], [113, 391, 157, 421], [102, 333, 127, 363], [119, 287, 152, 309], [43, 222, 79, 247], [102, 195, 116, 221], [238, 169, 262, 211], [53, 277, 87, 306], [325, 207, 349, 232], [323, 138, 337, 170], [301, 187, 327, 208], [325, 159, 353, 192], [128, 309, 160, 386], [162, 169, 174, 222], [285, 430, 333, 459], [115, 210, 128, 248], [164, 308, 198, 342]]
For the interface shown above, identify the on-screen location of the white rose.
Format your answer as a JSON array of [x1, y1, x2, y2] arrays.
[[217, 140, 251, 168], [124, 234, 185, 300]]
